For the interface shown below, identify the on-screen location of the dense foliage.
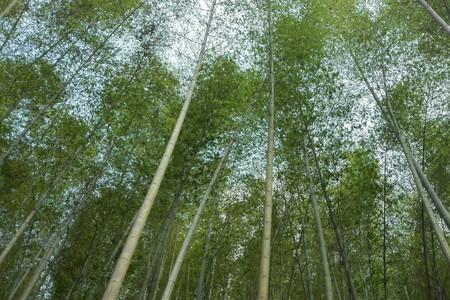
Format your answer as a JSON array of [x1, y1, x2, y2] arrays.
[[0, 0, 449, 299]]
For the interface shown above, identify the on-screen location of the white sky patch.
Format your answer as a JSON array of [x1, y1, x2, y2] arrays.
[[357, 0, 385, 18]]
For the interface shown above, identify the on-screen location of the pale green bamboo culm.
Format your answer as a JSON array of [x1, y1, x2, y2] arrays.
[[301, 136, 334, 300], [101, 2, 217, 298], [257, 0, 275, 299], [349, 49, 450, 266], [0, 0, 19, 19], [160, 139, 235, 300], [417, 0, 450, 36]]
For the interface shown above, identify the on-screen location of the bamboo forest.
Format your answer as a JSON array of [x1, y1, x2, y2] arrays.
[[1, 0, 450, 299]]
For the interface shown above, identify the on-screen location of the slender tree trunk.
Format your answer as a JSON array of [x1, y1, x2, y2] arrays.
[[301, 136, 333, 300], [102, 3, 217, 298], [430, 225, 444, 300], [330, 258, 343, 300], [285, 248, 296, 300], [17, 239, 58, 300], [417, 0, 450, 35], [310, 140, 358, 300], [420, 201, 433, 299], [0, 208, 37, 266], [351, 48, 450, 230], [196, 215, 214, 300], [349, 50, 450, 265], [207, 257, 216, 300], [103, 214, 137, 279], [160, 139, 233, 300], [64, 227, 98, 300], [0, 0, 29, 51], [382, 149, 388, 300], [366, 229, 375, 298], [257, 1, 275, 299], [7, 248, 43, 300], [384, 102, 450, 264], [139, 171, 188, 300], [14, 164, 107, 299], [419, 108, 433, 299], [151, 252, 167, 300], [410, 156, 450, 228], [301, 213, 314, 300], [403, 286, 411, 300], [64, 252, 93, 300], [9, 266, 31, 300]]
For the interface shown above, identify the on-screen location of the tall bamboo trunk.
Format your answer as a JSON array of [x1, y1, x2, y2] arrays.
[[330, 258, 343, 300], [384, 93, 450, 266], [207, 257, 216, 300], [350, 48, 450, 230], [160, 139, 234, 300], [257, 1, 275, 299], [417, 0, 450, 35], [196, 215, 214, 300], [104, 214, 137, 278], [301, 211, 314, 300], [90, 214, 137, 300], [301, 137, 333, 300], [64, 227, 98, 300], [310, 140, 358, 300], [429, 225, 445, 299], [7, 248, 43, 300], [102, 3, 217, 298], [419, 108, 433, 299], [150, 252, 167, 300], [349, 50, 450, 265], [11, 148, 111, 299], [382, 149, 388, 300], [17, 239, 58, 300], [139, 171, 188, 300], [385, 99, 450, 229], [0, 208, 37, 266], [18, 171, 104, 299]]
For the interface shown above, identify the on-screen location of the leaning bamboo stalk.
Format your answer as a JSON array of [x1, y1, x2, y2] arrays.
[[0, 208, 37, 266], [349, 48, 450, 229], [417, 0, 450, 35], [196, 214, 214, 300], [301, 136, 333, 300], [139, 168, 190, 300], [17, 239, 58, 300], [349, 49, 450, 265], [151, 252, 167, 300], [160, 139, 234, 300], [310, 139, 358, 300], [7, 248, 43, 300], [101, 2, 217, 299], [384, 102, 450, 229]]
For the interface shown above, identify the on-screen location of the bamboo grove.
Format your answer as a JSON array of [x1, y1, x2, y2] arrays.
[[0, 0, 449, 299]]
